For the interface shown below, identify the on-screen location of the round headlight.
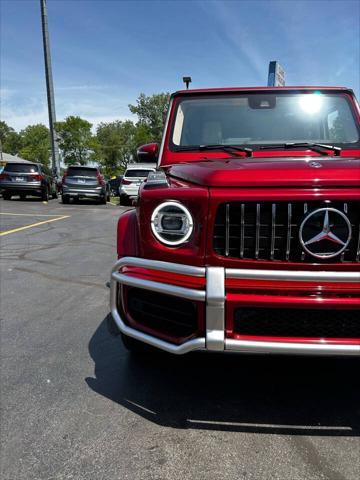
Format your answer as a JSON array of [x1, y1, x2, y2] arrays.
[[151, 201, 193, 246]]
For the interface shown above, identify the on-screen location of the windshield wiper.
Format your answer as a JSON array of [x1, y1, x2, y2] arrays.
[[175, 144, 253, 157], [259, 143, 341, 156]]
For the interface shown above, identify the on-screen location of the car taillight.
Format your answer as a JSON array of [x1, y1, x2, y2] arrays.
[[62, 172, 68, 184], [0, 173, 9, 180], [121, 178, 132, 185], [30, 174, 43, 181]]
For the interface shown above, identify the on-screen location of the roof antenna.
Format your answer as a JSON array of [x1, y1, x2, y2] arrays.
[[182, 76, 192, 89]]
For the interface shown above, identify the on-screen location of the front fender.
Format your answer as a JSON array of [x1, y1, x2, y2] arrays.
[[117, 209, 140, 258]]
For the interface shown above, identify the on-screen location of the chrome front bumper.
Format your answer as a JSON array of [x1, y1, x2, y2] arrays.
[[110, 257, 360, 356]]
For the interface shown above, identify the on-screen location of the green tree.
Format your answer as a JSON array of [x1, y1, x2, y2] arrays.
[[95, 120, 148, 175], [55, 116, 93, 165], [0, 121, 23, 155], [19, 124, 50, 165], [329, 115, 346, 142], [129, 92, 170, 143], [0, 121, 13, 144]]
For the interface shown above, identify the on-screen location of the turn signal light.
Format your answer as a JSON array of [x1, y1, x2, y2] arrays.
[[121, 178, 132, 185]]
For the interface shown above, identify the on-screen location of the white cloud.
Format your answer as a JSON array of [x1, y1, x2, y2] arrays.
[[56, 84, 111, 92], [1, 88, 136, 132]]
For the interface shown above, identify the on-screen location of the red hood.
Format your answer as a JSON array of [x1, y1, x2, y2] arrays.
[[167, 156, 360, 188]]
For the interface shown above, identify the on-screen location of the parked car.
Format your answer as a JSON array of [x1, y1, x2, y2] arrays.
[[0, 162, 58, 201], [61, 165, 109, 204], [109, 86, 360, 356], [119, 164, 156, 205]]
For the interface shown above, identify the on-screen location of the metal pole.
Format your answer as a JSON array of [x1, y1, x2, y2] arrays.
[[40, 0, 60, 175]]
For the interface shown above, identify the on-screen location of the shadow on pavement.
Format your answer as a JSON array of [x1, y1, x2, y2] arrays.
[[2, 196, 46, 202], [86, 316, 360, 436]]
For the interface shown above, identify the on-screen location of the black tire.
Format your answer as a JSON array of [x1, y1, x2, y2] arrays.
[[41, 187, 49, 201], [62, 195, 70, 204], [120, 195, 129, 206], [3, 193, 11, 200], [121, 332, 155, 354], [106, 313, 155, 354]]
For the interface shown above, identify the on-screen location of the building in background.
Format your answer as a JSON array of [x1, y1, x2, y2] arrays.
[[268, 61, 285, 87]]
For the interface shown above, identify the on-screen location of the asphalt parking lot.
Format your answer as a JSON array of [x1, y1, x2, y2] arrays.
[[1, 197, 360, 480]]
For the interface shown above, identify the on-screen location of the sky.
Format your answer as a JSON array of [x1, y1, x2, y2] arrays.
[[1, 0, 359, 132]]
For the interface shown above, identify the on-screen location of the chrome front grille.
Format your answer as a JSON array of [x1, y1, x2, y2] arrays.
[[213, 201, 360, 263]]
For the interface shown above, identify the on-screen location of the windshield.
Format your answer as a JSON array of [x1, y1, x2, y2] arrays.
[[125, 169, 153, 178], [171, 93, 359, 148], [67, 167, 98, 177], [4, 163, 39, 173]]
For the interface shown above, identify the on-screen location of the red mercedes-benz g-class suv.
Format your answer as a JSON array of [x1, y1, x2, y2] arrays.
[[110, 87, 360, 356]]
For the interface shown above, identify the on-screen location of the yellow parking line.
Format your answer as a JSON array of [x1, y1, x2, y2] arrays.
[[0, 215, 70, 236]]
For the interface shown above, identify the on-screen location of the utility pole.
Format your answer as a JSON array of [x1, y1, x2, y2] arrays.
[[40, 0, 60, 175]]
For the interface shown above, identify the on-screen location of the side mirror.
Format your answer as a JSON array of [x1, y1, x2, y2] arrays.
[[137, 143, 159, 162]]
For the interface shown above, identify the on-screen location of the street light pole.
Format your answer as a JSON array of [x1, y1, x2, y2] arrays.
[[40, 0, 60, 175]]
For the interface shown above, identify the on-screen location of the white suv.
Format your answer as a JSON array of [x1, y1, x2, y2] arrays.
[[119, 163, 156, 206]]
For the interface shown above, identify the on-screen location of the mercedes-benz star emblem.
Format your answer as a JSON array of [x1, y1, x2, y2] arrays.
[[299, 208, 352, 259]]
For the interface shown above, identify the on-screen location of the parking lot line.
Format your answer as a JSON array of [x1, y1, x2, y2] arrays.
[[0, 215, 70, 236]]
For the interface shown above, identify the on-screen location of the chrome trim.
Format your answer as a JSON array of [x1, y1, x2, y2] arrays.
[[110, 257, 360, 355], [225, 204, 230, 256], [110, 256, 206, 354], [240, 203, 245, 259], [206, 267, 225, 351], [112, 271, 205, 302], [356, 225, 360, 262], [225, 339, 360, 356], [226, 268, 360, 282], [111, 294, 205, 355], [150, 201, 194, 246], [112, 256, 205, 277], [255, 203, 260, 259], [286, 203, 292, 261], [270, 203, 276, 260]]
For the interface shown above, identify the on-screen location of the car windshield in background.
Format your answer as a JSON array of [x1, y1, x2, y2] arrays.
[[125, 170, 152, 178], [67, 167, 97, 177], [4, 163, 39, 173], [171, 93, 359, 149]]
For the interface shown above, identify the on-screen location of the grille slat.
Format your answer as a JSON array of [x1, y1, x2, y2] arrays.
[[255, 204, 261, 259], [286, 203, 292, 261], [225, 203, 230, 256], [240, 203, 245, 258], [214, 201, 360, 263]]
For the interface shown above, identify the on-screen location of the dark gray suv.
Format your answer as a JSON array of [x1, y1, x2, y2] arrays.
[[61, 166, 109, 204], [0, 162, 58, 201]]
